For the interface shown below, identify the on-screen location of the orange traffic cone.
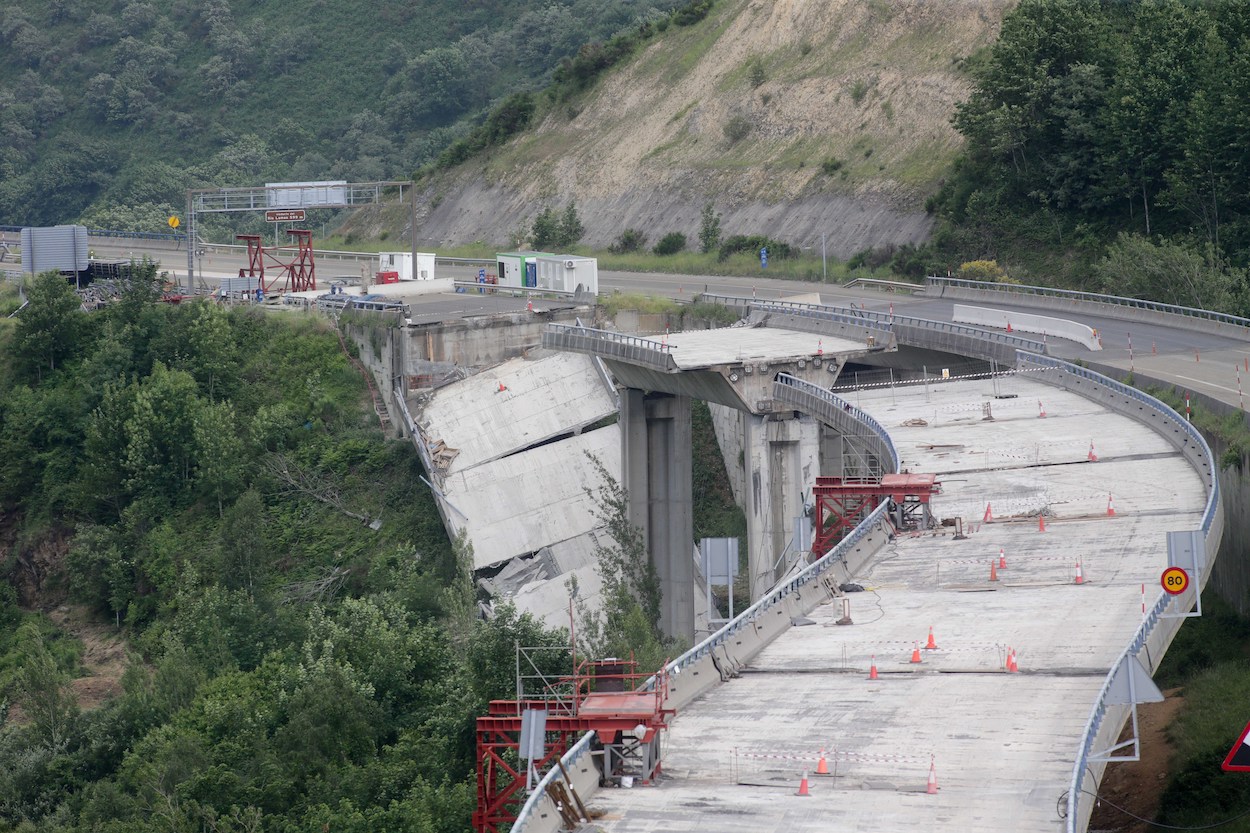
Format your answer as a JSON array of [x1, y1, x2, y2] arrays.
[[796, 770, 811, 796], [925, 626, 937, 650], [983, 503, 993, 523], [927, 757, 939, 794], [1007, 648, 1018, 673], [1006, 320, 1013, 333], [1038, 399, 1047, 418], [989, 560, 999, 582], [1075, 561, 1085, 585], [1107, 495, 1116, 517], [817, 339, 823, 356], [497, 382, 507, 393], [816, 750, 830, 776], [998, 547, 1007, 570], [868, 656, 878, 680], [1087, 440, 1098, 462], [1038, 514, 1047, 533], [526, 298, 533, 312], [910, 643, 923, 664]]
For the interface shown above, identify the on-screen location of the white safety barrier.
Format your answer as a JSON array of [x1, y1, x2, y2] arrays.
[[954, 304, 1101, 350]]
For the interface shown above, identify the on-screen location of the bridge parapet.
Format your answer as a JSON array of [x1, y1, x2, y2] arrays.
[[542, 323, 676, 372], [700, 292, 1046, 364]]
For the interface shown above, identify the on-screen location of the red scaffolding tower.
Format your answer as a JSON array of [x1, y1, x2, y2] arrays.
[[474, 656, 673, 833], [812, 473, 940, 557], [235, 229, 317, 295]]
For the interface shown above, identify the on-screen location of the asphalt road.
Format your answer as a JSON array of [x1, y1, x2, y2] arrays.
[[86, 234, 1250, 410]]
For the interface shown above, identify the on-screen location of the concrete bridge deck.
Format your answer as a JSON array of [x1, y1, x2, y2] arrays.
[[584, 373, 1205, 832]]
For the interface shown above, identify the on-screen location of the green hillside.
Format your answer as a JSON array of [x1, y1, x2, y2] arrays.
[[0, 0, 687, 231]]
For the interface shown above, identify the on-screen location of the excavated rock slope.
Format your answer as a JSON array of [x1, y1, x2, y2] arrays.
[[411, 0, 1011, 257]]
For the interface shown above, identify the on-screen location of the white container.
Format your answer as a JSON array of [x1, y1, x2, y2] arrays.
[[378, 252, 437, 281], [534, 255, 598, 295]]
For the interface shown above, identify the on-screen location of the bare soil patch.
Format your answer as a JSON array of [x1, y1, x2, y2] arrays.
[[49, 605, 129, 711], [1088, 688, 1185, 832]]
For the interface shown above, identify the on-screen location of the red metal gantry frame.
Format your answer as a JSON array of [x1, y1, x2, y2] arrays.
[[235, 229, 317, 295], [812, 473, 940, 557], [473, 657, 674, 833]]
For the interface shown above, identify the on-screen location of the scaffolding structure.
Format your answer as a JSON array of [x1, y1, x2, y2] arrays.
[[812, 473, 940, 557], [235, 230, 317, 294], [474, 651, 673, 833]]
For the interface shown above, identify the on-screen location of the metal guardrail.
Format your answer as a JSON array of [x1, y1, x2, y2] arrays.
[[928, 276, 1250, 332], [700, 292, 892, 336], [767, 297, 1049, 353], [701, 293, 1048, 354], [88, 228, 184, 242], [773, 373, 899, 470], [842, 277, 926, 293], [1014, 352, 1220, 833], [510, 370, 901, 833], [542, 323, 677, 372]]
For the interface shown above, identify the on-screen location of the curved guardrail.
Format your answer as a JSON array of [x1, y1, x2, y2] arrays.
[[700, 292, 895, 336], [510, 371, 901, 833], [928, 276, 1250, 337], [699, 292, 1047, 361], [773, 373, 898, 473], [756, 296, 1048, 354], [542, 323, 676, 372], [1014, 352, 1222, 833]]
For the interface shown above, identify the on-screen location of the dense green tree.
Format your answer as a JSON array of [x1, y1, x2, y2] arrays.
[[11, 270, 84, 380], [122, 362, 203, 507], [14, 620, 79, 747], [1093, 233, 1241, 312], [699, 201, 722, 254]]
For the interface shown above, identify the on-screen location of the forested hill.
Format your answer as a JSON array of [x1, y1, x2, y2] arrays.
[[927, 0, 1250, 310], [0, 0, 688, 229]]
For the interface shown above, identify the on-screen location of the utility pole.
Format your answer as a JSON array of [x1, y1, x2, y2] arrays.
[[821, 232, 827, 282]]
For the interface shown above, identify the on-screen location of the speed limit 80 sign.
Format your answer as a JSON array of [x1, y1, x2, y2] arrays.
[[1161, 566, 1190, 595]]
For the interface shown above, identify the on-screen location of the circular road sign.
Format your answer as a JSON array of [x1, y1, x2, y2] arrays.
[[168, 215, 181, 229], [1161, 566, 1190, 596]]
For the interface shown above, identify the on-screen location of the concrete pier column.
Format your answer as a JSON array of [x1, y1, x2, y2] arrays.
[[620, 389, 694, 641], [744, 413, 820, 600]]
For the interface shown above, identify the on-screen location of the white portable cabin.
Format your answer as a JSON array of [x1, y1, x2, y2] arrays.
[[378, 252, 436, 281], [534, 255, 598, 295]]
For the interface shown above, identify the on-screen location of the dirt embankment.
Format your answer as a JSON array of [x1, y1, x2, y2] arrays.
[[406, 0, 1011, 256]]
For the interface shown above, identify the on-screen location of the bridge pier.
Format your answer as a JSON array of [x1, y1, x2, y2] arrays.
[[621, 389, 694, 641], [742, 412, 821, 600]]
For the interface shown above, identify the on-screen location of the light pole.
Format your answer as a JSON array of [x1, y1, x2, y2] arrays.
[[821, 232, 827, 282]]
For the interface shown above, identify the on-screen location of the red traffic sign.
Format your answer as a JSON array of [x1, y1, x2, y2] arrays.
[[1223, 720, 1250, 772], [1161, 566, 1189, 595], [265, 209, 306, 222]]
